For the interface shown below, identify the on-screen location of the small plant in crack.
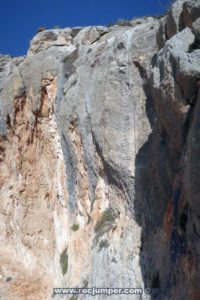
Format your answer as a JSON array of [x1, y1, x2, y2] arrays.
[[94, 209, 115, 233], [71, 224, 79, 231], [69, 296, 78, 300], [60, 248, 68, 276]]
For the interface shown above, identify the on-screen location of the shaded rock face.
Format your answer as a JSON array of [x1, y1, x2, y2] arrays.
[[0, 0, 200, 299]]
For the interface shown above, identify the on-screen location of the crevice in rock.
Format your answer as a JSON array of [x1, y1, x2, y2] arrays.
[[188, 30, 200, 52], [90, 29, 109, 45], [90, 129, 134, 214], [61, 133, 78, 212]]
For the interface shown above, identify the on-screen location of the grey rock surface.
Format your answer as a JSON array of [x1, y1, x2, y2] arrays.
[[0, 0, 200, 299]]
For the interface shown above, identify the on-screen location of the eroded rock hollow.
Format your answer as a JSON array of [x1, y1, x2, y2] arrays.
[[0, 0, 200, 299]]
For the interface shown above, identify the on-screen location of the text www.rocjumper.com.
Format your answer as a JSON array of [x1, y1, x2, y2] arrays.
[[53, 287, 152, 296]]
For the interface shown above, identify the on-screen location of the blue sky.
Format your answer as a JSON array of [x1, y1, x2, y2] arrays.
[[1, 0, 171, 57]]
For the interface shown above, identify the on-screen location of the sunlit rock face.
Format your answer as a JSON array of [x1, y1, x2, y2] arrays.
[[0, 0, 200, 299]]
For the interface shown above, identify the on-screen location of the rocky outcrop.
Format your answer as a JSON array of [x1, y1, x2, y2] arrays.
[[0, 0, 200, 299]]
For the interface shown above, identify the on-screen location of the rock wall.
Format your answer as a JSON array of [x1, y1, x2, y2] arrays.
[[0, 0, 200, 299]]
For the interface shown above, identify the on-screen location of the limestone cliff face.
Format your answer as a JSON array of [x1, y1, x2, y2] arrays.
[[0, 0, 200, 299]]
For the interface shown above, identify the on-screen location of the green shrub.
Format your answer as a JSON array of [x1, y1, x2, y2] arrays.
[[71, 224, 79, 231], [95, 209, 115, 233], [69, 296, 78, 300], [116, 18, 132, 26], [60, 248, 68, 275]]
